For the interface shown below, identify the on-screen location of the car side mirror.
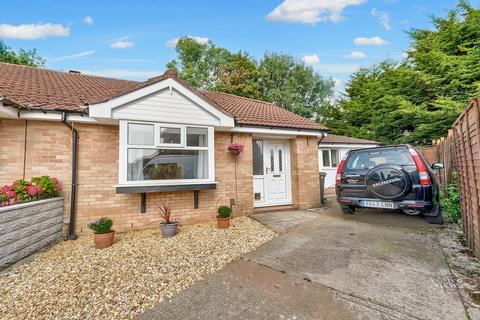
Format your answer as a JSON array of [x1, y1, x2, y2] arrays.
[[431, 163, 444, 170]]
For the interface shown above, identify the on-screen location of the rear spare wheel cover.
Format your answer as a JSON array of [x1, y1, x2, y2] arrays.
[[366, 165, 410, 200]]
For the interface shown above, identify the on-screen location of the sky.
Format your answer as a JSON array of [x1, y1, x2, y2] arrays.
[[0, 0, 475, 93]]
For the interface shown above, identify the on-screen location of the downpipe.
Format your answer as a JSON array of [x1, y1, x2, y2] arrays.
[[61, 112, 78, 240]]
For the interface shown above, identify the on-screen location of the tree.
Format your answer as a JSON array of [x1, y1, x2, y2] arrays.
[[258, 53, 334, 119], [331, 0, 479, 145], [0, 41, 44, 67], [166, 37, 334, 121]]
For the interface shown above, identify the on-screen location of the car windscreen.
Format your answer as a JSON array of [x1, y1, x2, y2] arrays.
[[345, 147, 414, 170]]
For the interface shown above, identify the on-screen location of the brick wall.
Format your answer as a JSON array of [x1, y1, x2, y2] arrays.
[[290, 136, 321, 208], [0, 119, 254, 234], [1, 119, 320, 234]]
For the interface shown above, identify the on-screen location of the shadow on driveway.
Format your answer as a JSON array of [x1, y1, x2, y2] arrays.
[[138, 200, 468, 320]]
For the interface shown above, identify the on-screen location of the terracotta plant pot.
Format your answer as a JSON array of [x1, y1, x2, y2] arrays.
[[93, 230, 115, 249], [160, 221, 178, 238], [217, 216, 231, 229]]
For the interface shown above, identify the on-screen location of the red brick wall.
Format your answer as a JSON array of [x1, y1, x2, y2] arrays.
[[1, 119, 320, 234]]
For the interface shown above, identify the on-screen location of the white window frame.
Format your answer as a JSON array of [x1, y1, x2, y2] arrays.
[[119, 120, 215, 186], [157, 124, 184, 147], [321, 149, 340, 168]]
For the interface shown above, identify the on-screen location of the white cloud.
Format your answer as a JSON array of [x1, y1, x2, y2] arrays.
[[266, 0, 366, 24], [83, 16, 94, 26], [110, 40, 135, 49], [302, 54, 320, 66], [354, 36, 389, 46], [80, 69, 164, 80], [345, 51, 366, 59], [49, 50, 95, 62], [371, 8, 391, 30], [165, 36, 210, 48], [0, 23, 69, 40]]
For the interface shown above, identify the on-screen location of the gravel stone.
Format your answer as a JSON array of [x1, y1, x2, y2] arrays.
[[0, 217, 276, 319]]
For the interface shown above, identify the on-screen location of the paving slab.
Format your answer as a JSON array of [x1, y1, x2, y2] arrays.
[[250, 209, 321, 233], [139, 201, 468, 320]]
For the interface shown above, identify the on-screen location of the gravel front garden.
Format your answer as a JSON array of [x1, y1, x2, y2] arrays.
[[0, 217, 276, 319]]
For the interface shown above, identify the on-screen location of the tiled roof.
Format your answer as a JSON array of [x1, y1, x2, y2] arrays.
[[0, 63, 327, 130], [201, 91, 327, 130], [0, 62, 136, 112], [319, 134, 378, 145]]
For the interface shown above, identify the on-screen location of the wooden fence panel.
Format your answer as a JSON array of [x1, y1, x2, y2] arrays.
[[452, 98, 480, 256]]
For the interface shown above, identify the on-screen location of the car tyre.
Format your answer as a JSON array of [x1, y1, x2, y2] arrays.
[[341, 205, 356, 214], [425, 205, 443, 225]]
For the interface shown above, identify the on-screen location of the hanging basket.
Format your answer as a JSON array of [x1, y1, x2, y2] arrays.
[[227, 143, 245, 156], [229, 149, 241, 156]]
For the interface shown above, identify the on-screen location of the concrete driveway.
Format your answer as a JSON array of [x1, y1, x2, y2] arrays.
[[139, 201, 468, 320]]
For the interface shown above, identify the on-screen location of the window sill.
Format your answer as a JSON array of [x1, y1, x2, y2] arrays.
[[115, 182, 217, 194]]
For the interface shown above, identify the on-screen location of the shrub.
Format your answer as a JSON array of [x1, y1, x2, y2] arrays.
[[88, 217, 113, 234], [0, 176, 61, 207], [156, 201, 174, 224], [441, 172, 462, 224], [217, 206, 231, 218]]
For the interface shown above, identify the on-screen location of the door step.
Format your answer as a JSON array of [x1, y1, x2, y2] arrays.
[[253, 204, 299, 214]]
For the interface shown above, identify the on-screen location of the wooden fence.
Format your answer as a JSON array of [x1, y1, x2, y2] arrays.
[[431, 129, 458, 190], [422, 98, 480, 256], [452, 98, 480, 256]]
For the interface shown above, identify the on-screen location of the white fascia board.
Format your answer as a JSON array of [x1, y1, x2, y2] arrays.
[[319, 143, 379, 149], [230, 126, 325, 137], [0, 108, 117, 124], [0, 104, 19, 119], [88, 78, 234, 127]]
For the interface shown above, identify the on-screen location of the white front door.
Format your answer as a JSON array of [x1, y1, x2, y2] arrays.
[[253, 139, 292, 207]]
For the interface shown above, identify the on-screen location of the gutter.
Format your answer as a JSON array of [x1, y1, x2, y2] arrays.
[[61, 112, 78, 240]]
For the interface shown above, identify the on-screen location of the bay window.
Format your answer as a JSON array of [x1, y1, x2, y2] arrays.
[[119, 121, 214, 185]]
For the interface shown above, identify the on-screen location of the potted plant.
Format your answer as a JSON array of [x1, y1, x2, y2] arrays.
[[217, 206, 231, 229], [88, 217, 115, 249], [227, 143, 245, 156], [156, 201, 178, 237]]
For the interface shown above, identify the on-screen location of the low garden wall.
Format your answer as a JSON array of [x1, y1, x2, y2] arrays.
[[0, 197, 64, 270]]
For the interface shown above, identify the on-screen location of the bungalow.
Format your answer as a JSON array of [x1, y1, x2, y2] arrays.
[[0, 63, 326, 236]]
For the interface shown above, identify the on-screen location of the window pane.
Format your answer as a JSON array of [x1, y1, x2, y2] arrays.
[[186, 127, 208, 147], [160, 127, 181, 144], [322, 150, 330, 167], [127, 149, 208, 181], [331, 150, 339, 167], [128, 123, 154, 145], [278, 150, 283, 172], [345, 147, 414, 170], [270, 149, 275, 172], [252, 139, 264, 175]]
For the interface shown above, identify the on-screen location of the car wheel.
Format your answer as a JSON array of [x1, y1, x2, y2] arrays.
[[425, 205, 443, 225], [341, 205, 356, 214]]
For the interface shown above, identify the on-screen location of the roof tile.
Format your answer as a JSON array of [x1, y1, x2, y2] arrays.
[[0, 62, 326, 130]]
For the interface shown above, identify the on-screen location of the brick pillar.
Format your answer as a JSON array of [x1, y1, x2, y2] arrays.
[[290, 136, 320, 208]]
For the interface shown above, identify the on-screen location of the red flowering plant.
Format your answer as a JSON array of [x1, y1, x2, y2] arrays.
[[227, 143, 245, 155], [0, 176, 61, 207]]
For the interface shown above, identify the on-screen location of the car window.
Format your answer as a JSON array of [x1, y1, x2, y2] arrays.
[[345, 147, 414, 170]]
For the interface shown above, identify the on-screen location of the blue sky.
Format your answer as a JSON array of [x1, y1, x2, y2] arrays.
[[0, 0, 475, 93]]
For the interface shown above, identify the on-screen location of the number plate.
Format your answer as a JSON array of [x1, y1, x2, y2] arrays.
[[359, 200, 397, 209]]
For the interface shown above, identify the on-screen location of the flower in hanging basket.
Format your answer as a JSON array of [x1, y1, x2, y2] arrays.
[[227, 143, 245, 155]]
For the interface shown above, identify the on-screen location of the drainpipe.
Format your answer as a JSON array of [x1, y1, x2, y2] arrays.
[[61, 112, 78, 240]]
